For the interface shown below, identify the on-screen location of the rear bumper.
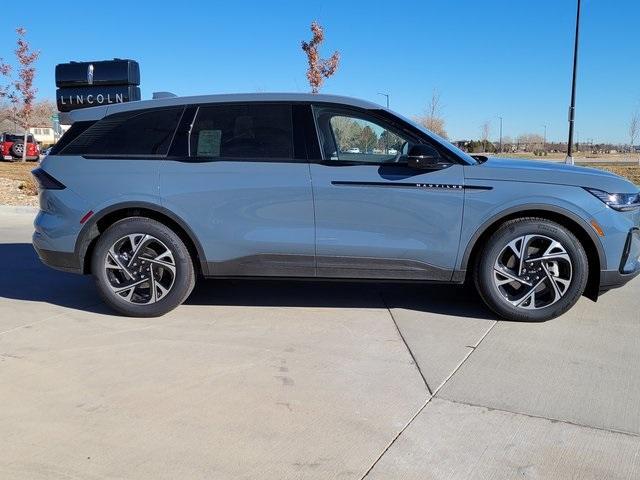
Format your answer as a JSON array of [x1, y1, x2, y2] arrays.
[[3, 155, 39, 161], [33, 244, 82, 274]]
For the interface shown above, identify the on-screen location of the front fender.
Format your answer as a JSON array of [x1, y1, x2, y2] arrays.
[[457, 186, 607, 273]]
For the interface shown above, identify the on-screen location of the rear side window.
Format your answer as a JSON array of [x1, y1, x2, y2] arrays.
[[190, 104, 293, 159], [61, 107, 183, 157], [49, 121, 96, 155]]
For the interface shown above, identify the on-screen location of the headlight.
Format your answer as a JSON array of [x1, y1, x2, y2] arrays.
[[585, 188, 640, 211]]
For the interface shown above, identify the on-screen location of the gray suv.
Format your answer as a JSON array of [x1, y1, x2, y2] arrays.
[[32, 93, 640, 321]]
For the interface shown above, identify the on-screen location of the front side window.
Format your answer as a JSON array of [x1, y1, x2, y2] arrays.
[[61, 107, 183, 156], [314, 107, 413, 164], [190, 103, 293, 160]]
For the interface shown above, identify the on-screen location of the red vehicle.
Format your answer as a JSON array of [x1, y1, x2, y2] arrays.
[[1, 132, 40, 161]]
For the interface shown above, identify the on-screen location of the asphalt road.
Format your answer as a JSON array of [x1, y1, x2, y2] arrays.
[[1, 211, 639, 479]]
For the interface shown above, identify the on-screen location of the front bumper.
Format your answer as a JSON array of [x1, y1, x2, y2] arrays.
[[599, 227, 640, 293]]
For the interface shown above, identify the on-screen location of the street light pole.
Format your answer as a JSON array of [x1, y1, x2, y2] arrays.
[[498, 116, 503, 153], [377, 92, 390, 109], [565, 0, 582, 165]]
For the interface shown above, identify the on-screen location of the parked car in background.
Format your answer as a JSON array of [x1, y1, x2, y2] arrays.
[[32, 93, 640, 321], [1, 132, 40, 161]]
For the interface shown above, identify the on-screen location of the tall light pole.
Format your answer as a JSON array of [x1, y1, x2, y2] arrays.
[[542, 124, 547, 153], [565, 0, 582, 165], [498, 116, 503, 153], [377, 92, 390, 109]]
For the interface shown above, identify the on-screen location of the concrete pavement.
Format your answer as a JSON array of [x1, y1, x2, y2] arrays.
[[1, 211, 639, 479]]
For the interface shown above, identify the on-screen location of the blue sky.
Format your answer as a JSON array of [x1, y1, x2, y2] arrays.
[[1, 0, 638, 143]]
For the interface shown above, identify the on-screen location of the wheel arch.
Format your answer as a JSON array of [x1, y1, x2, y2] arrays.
[[75, 202, 208, 277], [461, 205, 605, 301]]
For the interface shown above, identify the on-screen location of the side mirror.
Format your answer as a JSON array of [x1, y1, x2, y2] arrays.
[[406, 144, 442, 169]]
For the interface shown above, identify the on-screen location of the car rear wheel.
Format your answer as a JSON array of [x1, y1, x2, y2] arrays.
[[91, 217, 195, 317], [474, 217, 588, 321]]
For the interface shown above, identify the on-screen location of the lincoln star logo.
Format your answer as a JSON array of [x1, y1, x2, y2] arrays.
[[87, 64, 94, 85]]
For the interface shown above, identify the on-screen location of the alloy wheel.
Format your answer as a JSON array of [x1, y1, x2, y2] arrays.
[[493, 234, 572, 310], [104, 233, 176, 304]]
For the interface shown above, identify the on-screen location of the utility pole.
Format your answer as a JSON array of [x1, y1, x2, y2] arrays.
[[565, 0, 581, 165], [377, 92, 390, 109], [498, 116, 503, 153]]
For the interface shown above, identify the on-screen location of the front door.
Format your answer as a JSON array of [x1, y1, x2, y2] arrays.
[[310, 106, 464, 280]]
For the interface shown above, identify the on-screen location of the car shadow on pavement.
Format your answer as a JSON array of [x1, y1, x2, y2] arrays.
[[186, 279, 496, 320], [0, 243, 104, 313], [0, 243, 495, 320]]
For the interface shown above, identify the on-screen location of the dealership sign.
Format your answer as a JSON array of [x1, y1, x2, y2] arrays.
[[55, 59, 141, 112]]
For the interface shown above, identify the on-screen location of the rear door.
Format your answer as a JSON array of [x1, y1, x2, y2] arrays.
[[159, 103, 315, 277], [309, 105, 465, 280]]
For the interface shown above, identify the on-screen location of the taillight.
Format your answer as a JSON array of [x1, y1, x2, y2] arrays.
[[32, 168, 66, 190]]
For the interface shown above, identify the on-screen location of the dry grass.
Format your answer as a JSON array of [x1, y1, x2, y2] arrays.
[[0, 162, 39, 206], [591, 165, 640, 185], [0, 161, 35, 182]]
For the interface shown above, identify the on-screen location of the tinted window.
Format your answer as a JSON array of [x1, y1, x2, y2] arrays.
[[190, 104, 293, 159], [61, 107, 183, 156], [49, 121, 95, 155], [3, 134, 35, 143]]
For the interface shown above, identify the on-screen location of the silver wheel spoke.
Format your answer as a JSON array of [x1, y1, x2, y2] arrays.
[[107, 248, 133, 279], [142, 256, 176, 274], [127, 234, 149, 267]]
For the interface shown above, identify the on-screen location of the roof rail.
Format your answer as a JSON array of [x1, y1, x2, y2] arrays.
[[152, 91, 178, 99]]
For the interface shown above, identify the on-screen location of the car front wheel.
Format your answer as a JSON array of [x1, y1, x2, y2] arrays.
[[475, 217, 589, 322], [91, 217, 195, 317]]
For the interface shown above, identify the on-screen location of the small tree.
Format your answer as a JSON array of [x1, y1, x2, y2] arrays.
[[629, 109, 639, 156], [415, 89, 448, 138], [9, 28, 40, 162], [301, 21, 340, 93], [480, 121, 491, 152]]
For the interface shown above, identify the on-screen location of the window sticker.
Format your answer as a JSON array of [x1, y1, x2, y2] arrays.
[[197, 130, 222, 157]]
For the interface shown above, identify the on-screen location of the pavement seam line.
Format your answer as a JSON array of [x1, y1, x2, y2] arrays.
[[360, 316, 499, 480], [439, 397, 640, 439], [431, 320, 498, 394], [380, 292, 432, 395]]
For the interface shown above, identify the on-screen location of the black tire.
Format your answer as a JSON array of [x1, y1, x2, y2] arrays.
[[91, 217, 195, 317], [474, 217, 588, 322]]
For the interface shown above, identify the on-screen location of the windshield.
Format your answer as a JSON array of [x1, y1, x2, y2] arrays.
[[388, 111, 478, 165]]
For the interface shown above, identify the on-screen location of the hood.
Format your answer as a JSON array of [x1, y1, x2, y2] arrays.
[[466, 157, 638, 193]]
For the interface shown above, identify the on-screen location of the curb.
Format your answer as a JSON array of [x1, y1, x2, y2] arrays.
[[0, 205, 38, 215]]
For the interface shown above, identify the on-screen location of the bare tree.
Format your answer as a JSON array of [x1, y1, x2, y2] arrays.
[[414, 89, 448, 138], [480, 121, 491, 152], [7, 28, 40, 161], [301, 21, 340, 94], [629, 109, 639, 155]]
